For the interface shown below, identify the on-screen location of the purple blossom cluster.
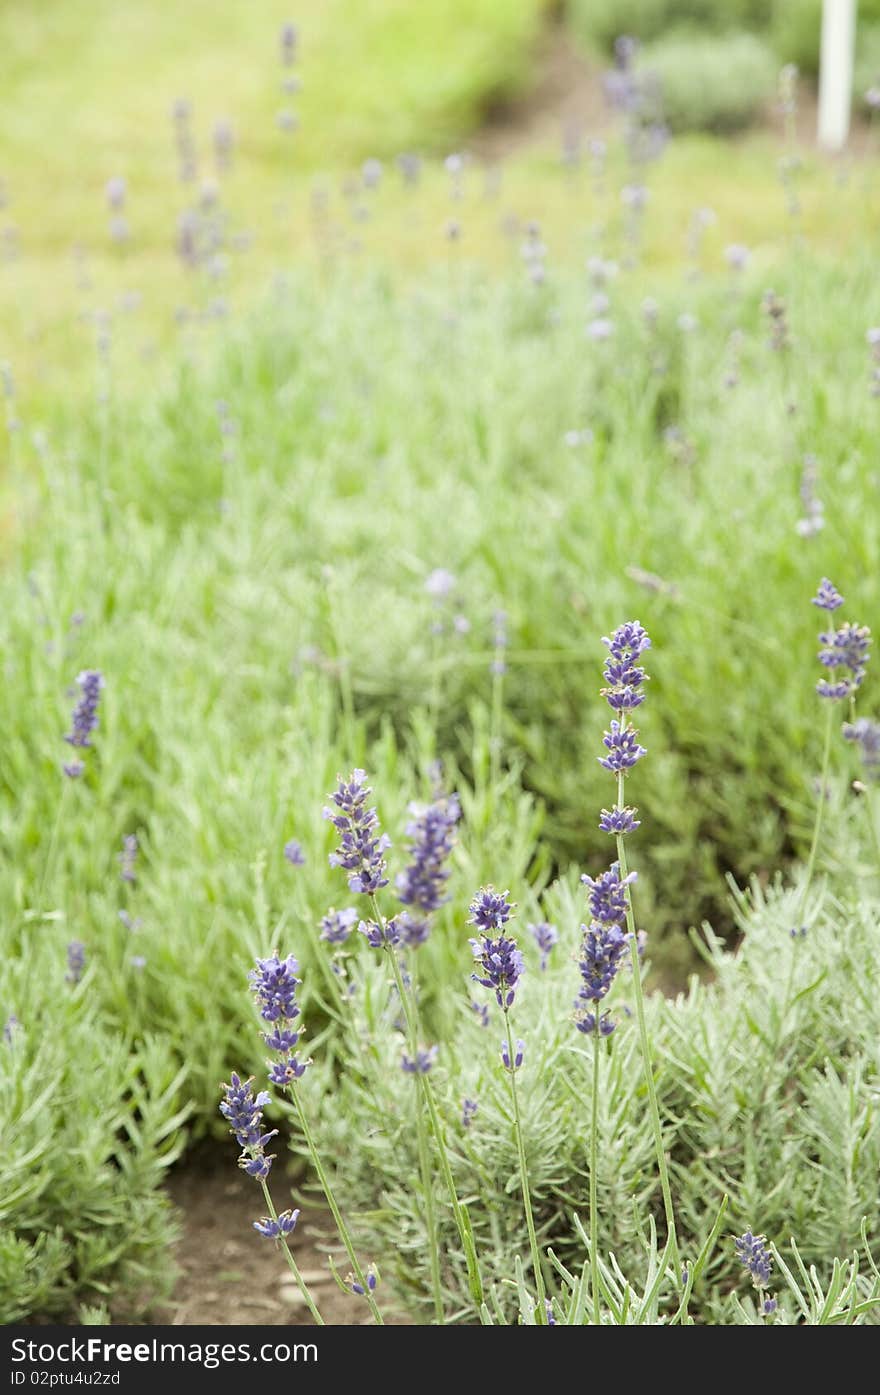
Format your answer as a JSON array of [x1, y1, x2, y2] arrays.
[[66, 940, 85, 984], [395, 791, 460, 941], [812, 579, 871, 700], [320, 907, 358, 944], [501, 1037, 524, 1072], [63, 670, 105, 778], [118, 833, 138, 883], [219, 1072, 277, 1181], [249, 953, 309, 1085], [324, 769, 391, 895], [528, 920, 558, 971], [401, 1045, 438, 1074], [575, 864, 633, 1037], [735, 1230, 772, 1289], [843, 717, 880, 781], [597, 622, 649, 820], [468, 888, 523, 1009]]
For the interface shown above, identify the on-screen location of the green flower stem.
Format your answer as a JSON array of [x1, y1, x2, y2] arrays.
[[502, 1008, 546, 1321], [258, 1177, 325, 1325], [793, 700, 835, 938], [590, 1015, 601, 1325], [616, 769, 682, 1302], [287, 1087, 384, 1324], [373, 898, 483, 1310]]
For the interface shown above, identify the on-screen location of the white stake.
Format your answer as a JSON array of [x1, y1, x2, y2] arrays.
[[818, 0, 857, 150]]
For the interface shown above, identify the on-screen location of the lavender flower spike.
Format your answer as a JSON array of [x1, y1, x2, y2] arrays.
[[396, 792, 460, 921], [811, 578, 844, 611], [468, 888, 523, 1008], [219, 1073, 277, 1179], [118, 834, 138, 883], [735, 1231, 772, 1289], [529, 921, 558, 971], [323, 769, 391, 895], [64, 670, 105, 749], [254, 1209, 300, 1239], [66, 940, 85, 984], [599, 719, 647, 772], [844, 717, 880, 780]]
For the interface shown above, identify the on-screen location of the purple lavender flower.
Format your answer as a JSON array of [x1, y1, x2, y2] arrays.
[[324, 769, 391, 895], [468, 888, 523, 1009], [601, 621, 651, 708], [467, 885, 514, 934], [254, 1209, 299, 1239], [358, 915, 402, 949], [63, 760, 84, 780], [425, 568, 456, 598], [64, 670, 104, 749], [811, 578, 844, 612], [599, 805, 641, 835], [118, 834, 138, 883], [401, 1045, 438, 1074], [816, 620, 872, 700], [470, 937, 523, 1009], [249, 953, 310, 1080], [529, 921, 558, 971], [3, 1013, 20, 1043], [461, 1097, 478, 1128], [268, 1055, 310, 1086], [574, 924, 628, 1036], [491, 609, 509, 676], [735, 1231, 772, 1289], [470, 999, 489, 1028], [501, 1037, 524, 1071], [347, 1266, 378, 1295], [249, 953, 301, 1025], [599, 720, 647, 772], [396, 911, 431, 946], [396, 793, 460, 921], [66, 940, 85, 984], [581, 864, 636, 925], [283, 838, 305, 866], [279, 21, 298, 66], [219, 1073, 277, 1178], [319, 907, 358, 944], [843, 717, 880, 780]]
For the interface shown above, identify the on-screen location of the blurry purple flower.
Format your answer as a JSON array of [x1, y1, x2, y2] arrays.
[[284, 839, 306, 866]]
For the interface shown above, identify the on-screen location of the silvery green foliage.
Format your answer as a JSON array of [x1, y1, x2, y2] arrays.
[[0, 937, 188, 1322], [303, 808, 880, 1323]]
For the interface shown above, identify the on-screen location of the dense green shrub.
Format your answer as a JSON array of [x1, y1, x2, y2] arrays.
[[569, 0, 768, 53], [302, 798, 880, 1321], [0, 940, 187, 1322], [639, 30, 777, 133]]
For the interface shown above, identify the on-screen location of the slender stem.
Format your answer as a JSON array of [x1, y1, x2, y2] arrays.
[[616, 769, 681, 1299], [490, 660, 504, 795], [502, 1009, 546, 1321], [406, 951, 444, 1322], [374, 898, 483, 1307], [590, 1015, 601, 1324], [288, 1088, 384, 1324], [793, 701, 835, 937], [258, 1177, 325, 1325]]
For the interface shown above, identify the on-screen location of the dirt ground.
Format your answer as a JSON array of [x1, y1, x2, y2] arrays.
[[164, 1146, 377, 1327]]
